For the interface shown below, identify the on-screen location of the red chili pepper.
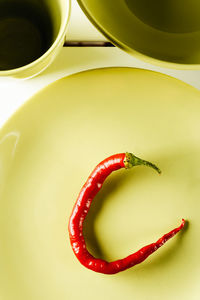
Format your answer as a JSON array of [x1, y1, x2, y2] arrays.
[[68, 152, 185, 274]]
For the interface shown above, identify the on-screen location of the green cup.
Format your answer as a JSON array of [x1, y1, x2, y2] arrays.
[[0, 0, 70, 78]]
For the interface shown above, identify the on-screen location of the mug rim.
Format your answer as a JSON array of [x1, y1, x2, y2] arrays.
[[0, 0, 71, 76], [77, 0, 200, 70]]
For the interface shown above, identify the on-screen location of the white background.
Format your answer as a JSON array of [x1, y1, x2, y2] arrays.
[[1, 0, 200, 129]]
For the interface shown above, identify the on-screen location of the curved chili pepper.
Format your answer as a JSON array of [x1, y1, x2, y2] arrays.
[[68, 152, 185, 274]]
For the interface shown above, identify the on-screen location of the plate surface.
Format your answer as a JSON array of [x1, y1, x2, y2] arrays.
[[0, 68, 200, 300]]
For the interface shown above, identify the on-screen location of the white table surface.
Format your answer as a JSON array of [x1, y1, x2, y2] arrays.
[[1, 0, 200, 129]]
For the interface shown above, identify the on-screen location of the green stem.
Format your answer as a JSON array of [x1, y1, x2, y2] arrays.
[[124, 152, 161, 174]]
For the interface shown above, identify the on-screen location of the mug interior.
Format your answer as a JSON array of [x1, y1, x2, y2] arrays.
[[0, 0, 62, 71], [78, 0, 200, 65]]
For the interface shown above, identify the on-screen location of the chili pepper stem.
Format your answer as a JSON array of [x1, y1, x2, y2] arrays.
[[124, 152, 161, 174]]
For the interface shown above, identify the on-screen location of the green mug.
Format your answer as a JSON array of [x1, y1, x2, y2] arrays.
[[0, 0, 70, 78]]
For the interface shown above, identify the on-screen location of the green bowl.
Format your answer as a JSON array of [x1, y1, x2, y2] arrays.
[[78, 0, 200, 69]]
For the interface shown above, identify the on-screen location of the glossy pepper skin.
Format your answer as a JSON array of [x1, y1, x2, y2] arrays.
[[68, 153, 185, 274]]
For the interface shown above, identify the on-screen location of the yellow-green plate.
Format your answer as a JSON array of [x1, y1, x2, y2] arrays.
[[0, 68, 200, 300]]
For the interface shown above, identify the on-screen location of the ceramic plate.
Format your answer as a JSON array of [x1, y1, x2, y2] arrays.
[[0, 68, 200, 300]]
